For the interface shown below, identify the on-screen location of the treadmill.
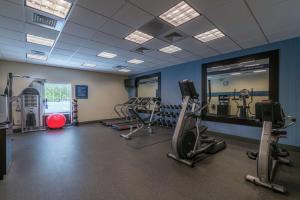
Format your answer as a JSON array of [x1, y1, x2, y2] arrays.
[[101, 97, 138, 126], [111, 97, 152, 131]]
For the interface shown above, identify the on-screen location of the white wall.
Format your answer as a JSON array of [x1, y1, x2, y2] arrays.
[[138, 82, 158, 97], [0, 60, 128, 123]]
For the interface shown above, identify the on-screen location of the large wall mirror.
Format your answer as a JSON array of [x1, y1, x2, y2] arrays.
[[202, 50, 279, 126], [136, 73, 161, 98]]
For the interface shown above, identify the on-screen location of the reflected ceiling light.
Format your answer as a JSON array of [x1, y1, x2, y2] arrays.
[[159, 1, 200, 27], [125, 30, 153, 44], [239, 60, 255, 65], [159, 45, 182, 54], [230, 72, 241, 76], [26, 52, 47, 61], [253, 69, 267, 73], [26, 34, 55, 47], [194, 29, 225, 42], [97, 51, 117, 58], [25, 0, 72, 19], [128, 59, 144, 64], [245, 64, 260, 67], [119, 68, 131, 72], [82, 63, 96, 67], [220, 68, 231, 71]]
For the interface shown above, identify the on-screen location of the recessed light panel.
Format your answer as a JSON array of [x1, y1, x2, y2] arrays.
[[119, 68, 131, 72], [159, 1, 200, 27], [25, 0, 72, 19], [194, 29, 225, 42], [26, 53, 47, 61], [128, 59, 144, 64], [82, 63, 96, 67], [26, 34, 55, 47], [97, 51, 117, 59], [159, 45, 182, 54], [125, 31, 153, 44]]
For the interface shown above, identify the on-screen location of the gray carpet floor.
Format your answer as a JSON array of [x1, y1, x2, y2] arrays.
[[0, 124, 299, 200]]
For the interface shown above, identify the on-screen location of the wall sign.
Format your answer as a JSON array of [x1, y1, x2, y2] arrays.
[[75, 85, 88, 99]]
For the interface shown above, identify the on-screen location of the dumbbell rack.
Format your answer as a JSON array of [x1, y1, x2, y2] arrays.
[[155, 104, 181, 128]]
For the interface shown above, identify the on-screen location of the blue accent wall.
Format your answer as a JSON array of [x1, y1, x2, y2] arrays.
[[130, 37, 300, 147]]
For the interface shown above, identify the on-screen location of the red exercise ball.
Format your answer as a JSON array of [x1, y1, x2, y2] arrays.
[[46, 114, 66, 129]]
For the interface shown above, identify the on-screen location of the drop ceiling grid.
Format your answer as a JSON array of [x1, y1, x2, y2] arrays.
[[0, 0, 300, 74]]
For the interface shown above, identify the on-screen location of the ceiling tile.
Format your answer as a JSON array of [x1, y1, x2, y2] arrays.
[[175, 37, 218, 57], [205, 36, 241, 54], [0, 15, 24, 32], [129, 0, 182, 16], [63, 22, 96, 40], [99, 19, 134, 38], [76, 0, 126, 17], [52, 48, 76, 57], [0, 0, 25, 21], [57, 33, 88, 46], [188, 0, 267, 48], [112, 3, 154, 28], [54, 41, 80, 52], [178, 16, 214, 36], [0, 27, 25, 41], [69, 5, 108, 29], [144, 38, 170, 49], [247, 0, 300, 42], [25, 23, 59, 40]]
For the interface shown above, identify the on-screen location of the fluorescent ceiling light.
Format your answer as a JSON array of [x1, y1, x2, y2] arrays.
[[26, 34, 55, 47], [82, 63, 96, 67], [119, 68, 131, 72], [125, 30, 153, 44], [159, 45, 182, 54], [26, 53, 47, 61], [25, 0, 72, 19], [231, 72, 241, 76], [128, 59, 144, 64], [194, 29, 225, 42], [97, 51, 117, 59], [253, 69, 267, 73], [159, 1, 200, 27]]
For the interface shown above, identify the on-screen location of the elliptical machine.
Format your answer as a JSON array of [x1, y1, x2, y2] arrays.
[[167, 80, 226, 167], [245, 101, 296, 193]]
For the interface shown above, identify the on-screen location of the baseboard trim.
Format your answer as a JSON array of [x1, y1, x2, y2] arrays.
[[208, 131, 300, 152]]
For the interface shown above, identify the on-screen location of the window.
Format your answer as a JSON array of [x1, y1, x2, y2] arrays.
[[202, 50, 279, 126], [45, 83, 72, 114]]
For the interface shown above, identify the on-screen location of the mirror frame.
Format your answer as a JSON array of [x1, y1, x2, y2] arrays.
[[201, 50, 279, 126], [135, 72, 161, 98]]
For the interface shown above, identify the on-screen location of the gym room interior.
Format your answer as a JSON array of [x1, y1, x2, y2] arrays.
[[0, 0, 299, 200]]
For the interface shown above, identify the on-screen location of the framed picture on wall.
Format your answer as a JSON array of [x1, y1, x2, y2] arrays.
[[75, 85, 88, 99]]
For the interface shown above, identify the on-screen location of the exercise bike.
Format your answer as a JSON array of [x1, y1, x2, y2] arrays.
[[245, 101, 296, 193], [167, 79, 226, 167]]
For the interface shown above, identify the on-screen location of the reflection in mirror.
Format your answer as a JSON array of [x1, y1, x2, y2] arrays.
[[137, 76, 159, 97], [207, 58, 269, 120]]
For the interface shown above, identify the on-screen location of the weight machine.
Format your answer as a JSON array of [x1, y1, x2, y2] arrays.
[[3, 73, 46, 133]]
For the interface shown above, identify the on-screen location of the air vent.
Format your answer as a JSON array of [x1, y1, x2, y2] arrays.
[[33, 13, 57, 28], [159, 30, 188, 43], [133, 47, 151, 54], [115, 65, 127, 70], [164, 32, 182, 42], [139, 18, 173, 37]]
